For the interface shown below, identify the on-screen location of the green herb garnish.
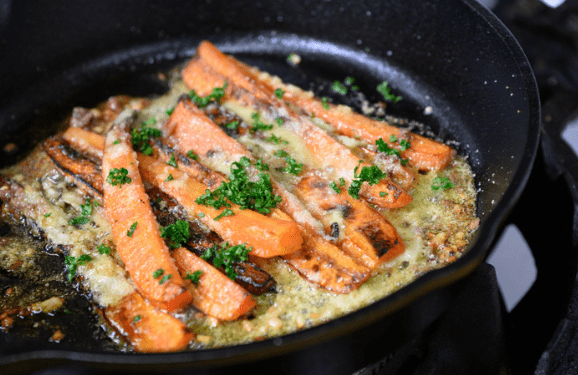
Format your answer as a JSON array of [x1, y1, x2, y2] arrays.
[[331, 80, 348, 95], [107, 167, 131, 187], [329, 181, 341, 193], [321, 97, 330, 110], [131, 117, 161, 155], [249, 112, 274, 133], [189, 82, 227, 108], [225, 120, 240, 130], [167, 153, 177, 168], [187, 150, 199, 160], [64, 254, 92, 282], [186, 270, 203, 286], [375, 137, 411, 165], [152, 268, 164, 279], [165, 174, 174, 182], [274, 150, 303, 176], [127, 222, 138, 237], [348, 161, 387, 199], [97, 244, 111, 255], [214, 208, 234, 221], [431, 177, 454, 191], [377, 81, 402, 103], [274, 88, 285, 99], [161, 220, 190, 249], [201, 242, 252, 280]]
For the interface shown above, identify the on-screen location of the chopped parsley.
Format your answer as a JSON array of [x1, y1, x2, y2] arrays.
[[331, 80, 348, 95], [214, 208, 234, 221], [159, 274, 173, 284], [44, 213, 52, 218], [152, 268, 164, 279], [165, 107, 175, 116], [107, 167, 131, 187], [189, 82, 227, 108], [329, 181, 341, 193], [249, 112, 274, 133], [377, 81, 402, 103], [113, 139, 120, 145], [321, 97, 330, 109], [348, 161, 387, 199], [97, 244, 111, 255], [64, 254, 92, 282], [165, 174, 174, 182], [132, 315, 142, 323], [197, 212, 205, 218], [431, 177, 454, 191], [375, 136, 411, 165], [160, 220, 190, 249], [276, 117, 284, 126], [225, 120, 239, 130], [201, 242, 252, 280], [69, 198, 94, 226], [274, 150, 303, 176], [131, 117, 161, 155], [274, 88, 285, 99], [186, 270, 203, 286], [266, 134, 288, 145], [254, 158, 270, 171], [127, 222, 138, 237], [167, 153, 178, 168], [195, 156, 282, 215], [187, 150, 199, 160]]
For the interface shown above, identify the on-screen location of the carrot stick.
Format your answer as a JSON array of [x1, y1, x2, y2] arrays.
[[172, 247, 256, 321], [137, 154, 302, 258], [164, 100, 372, 293], [103, 291, 194, 352], [62, 126, 105, 159], [295, 172, 405, 268], [182, 42, 412, 209], [192, 40, 453, 172], [102, 120, 192, 312]]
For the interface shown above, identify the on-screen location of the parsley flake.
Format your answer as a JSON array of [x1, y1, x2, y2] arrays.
[[127, 222, 138, 237], [274, 88, 285, 99], [189, 82, 227, 108], [186, 270, 203, 286], [348, 162, 387, 199], [377, 81, 403, 103], [131, 118, 161, 155], [214, 208, 234, 221], [331, 80, 348, 95], [160, 220, 190, 249], [64, 254, 92, 282], [201, 242, 252, 280], [167, 153, 178, 168], [187, 150, 199, 160], [431, 177, 454, 191], [97, 244, 111, 255], [274, 150, 303, 176], [107, 167, 131, 187]]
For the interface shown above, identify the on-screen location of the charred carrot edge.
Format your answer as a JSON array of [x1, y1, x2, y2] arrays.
[[164, 100, 372, 293], [104, 292, 194, 352], [138, 154, 302, 258], [102, 120, 192, 312], [295, 172, 405, 269], [172, 247, 256, 321], [182, 42, 412, 209]]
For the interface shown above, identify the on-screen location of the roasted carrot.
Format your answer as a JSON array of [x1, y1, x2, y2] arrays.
[[164, 100, 372, 293], [172, 247, 256, 321], [43, 136, 104, 198], [182, 42, 412, 209], [60, 128, 278, 295], [104, 291, 194, 352], [191, 40, 453, 172], [102, 119, 192, 312], [137, 154, 302, 258], [62, 126, 105, 159], [295, 172, 405, 268]]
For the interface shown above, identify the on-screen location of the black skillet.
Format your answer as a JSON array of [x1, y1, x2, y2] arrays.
[[0, 0, 540, 373]]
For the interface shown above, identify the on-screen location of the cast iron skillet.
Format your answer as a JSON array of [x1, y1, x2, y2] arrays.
[[0, 0, 539, 373]]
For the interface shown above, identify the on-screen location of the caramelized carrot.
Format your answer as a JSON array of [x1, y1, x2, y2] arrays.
[[137, 154, 302, 258], [104, 291, 194, 352], [295, 172, 405, 268], [164, 100, 372, 293], [102, 120, 192, 312], [172, 247, 256, 320], [62, 126, 105, 159], [182, 42, 412, 209]]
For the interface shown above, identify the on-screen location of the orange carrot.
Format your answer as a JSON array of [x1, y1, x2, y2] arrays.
[[137, 154, 303, 258], [172, 247, 256, 321], [104, 292, 194, 352], [295, 172, 405, 268], [62, 126, 105, 159], [102, 120, 192, 312], [164, 100, 372, 293], [182, 42, 412, 209]]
